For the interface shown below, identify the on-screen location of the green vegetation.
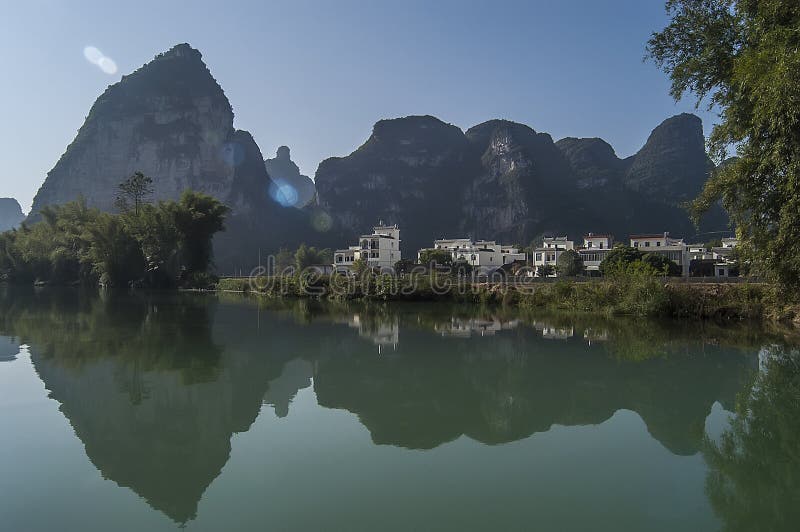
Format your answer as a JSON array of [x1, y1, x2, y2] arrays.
[[556, 249, 583, 277], [518, 274, 764, 320], [599, 244, 680, 276], [0, 174, 229, 289], [536, 264, 555, 277], [648, 0, 800, 295], [418, 248, 452, 266], [216, 266, 767, 322], [114, 171, 153, 215], [292, 244, 332, 270]]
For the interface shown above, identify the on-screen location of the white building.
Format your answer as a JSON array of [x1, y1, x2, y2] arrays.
[[532, 236, 574, 276], [418, 238, 526, 273], [711, 237, 739, 278], [334, 223, 401, 273], [578, 233, 614, 273], [629, 232, 690, 276]]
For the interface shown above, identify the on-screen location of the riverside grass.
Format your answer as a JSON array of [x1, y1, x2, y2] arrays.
[[216, 272, 769, 322]]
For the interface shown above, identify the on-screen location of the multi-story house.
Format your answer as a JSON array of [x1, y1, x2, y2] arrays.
[[333, 223, 401, 273], [578, 233, 614, 274], [629, 232, 690, 275], [532, 236, 574, 276]]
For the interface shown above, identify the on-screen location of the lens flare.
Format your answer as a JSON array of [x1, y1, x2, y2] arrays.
[[269, 180, 299, 207], [310, 210, 333, 232], [97, 56, 118, 74], [221, 142, 245, 167], [83, 46, 118, 75]]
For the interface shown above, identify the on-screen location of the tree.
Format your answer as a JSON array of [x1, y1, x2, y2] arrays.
[[642, 253, 681, 276], [536, 264, 555, 277], [647, 0, 800, 292], [115, 172, 154, 215], [84, 213, 145, 287], [453, 258, 473, 278], [418, 249, 452, 267], [351, 258, 369, 276], [599, 245, 644, 276], [393, 258, 415, 274], [273, 248, 294, 274], [556, 249, 584, 277], [294, 244, 333, 271], [170, 191, 230, 274]]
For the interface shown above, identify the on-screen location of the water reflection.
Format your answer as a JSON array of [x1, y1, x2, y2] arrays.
[[0, 335, 19, 362], [703, 345, 800, 532], [0, 288, 796, 527]]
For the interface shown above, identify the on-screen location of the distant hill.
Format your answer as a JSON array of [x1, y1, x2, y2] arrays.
[[26, 43, 728, 269], [315, 114, 728, 253], [0, 198, 24, 232]]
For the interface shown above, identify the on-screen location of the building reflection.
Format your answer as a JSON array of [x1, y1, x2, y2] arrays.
[[435, 316, 519, 337]]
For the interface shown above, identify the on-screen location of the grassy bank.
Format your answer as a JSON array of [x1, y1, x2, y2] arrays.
[[215, 272, 775, 323]]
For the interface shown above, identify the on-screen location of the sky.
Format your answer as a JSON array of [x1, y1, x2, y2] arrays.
[[0, 0, 717, 213]]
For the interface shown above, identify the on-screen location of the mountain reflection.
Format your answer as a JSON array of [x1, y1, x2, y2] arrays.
[[0, 289, 786, 524]]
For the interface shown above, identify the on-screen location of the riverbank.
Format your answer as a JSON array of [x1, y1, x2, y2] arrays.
[[215, 274, 788, 324]]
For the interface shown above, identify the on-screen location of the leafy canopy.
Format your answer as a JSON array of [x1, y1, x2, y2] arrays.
[[556, 249, 584, 277], [647, 0, 800, 292]]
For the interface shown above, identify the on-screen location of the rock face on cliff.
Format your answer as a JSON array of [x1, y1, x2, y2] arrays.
[[555, 137, 626, 190], [623, 113, 713, 204], [314, 116, 472, 252], [27, 43, 318, 271], [30, 44, 275, 217], [264, 146, 316, 208], [315, 113, 726, 253], [0, 198, 24, 231]]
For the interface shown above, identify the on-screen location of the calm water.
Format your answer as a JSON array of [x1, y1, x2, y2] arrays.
[[0, 288, 798, 531]]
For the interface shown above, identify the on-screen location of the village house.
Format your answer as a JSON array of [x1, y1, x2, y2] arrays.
[[629, 232, 690, 276], [577, 233, 614, 274], [418, 238, 526, 273], [532, 236, 574, 276], [333, 223, 401, 273]]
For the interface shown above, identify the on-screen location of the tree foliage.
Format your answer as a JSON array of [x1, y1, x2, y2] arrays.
[[556, 249, 584, 277], [599, 245, 644, 276], [0, 181, 229, 288], [115, 171, 154, 215], [647, 0, 800, 292], [293, 244, 333, 271], [642, 253, 682, 276], [599, 245, 681, 276], [418, 249, 452, 266]]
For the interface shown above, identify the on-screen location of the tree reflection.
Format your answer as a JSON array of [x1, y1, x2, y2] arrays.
[[703, 346, 800, 532]]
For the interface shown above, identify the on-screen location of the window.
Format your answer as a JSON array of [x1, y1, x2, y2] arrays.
[[336, 256, 342, 263], [645, 242, 650, 247], [599, 242, 604, 249], [656, 242, 661, 247], [535, 253, 542, 261], [371, 251, 378, 258], [634, 242, 639, 247], [587, 241, 593, 248]]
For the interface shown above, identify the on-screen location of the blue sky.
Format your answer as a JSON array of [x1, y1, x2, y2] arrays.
[[0, 0, 715, 212]]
